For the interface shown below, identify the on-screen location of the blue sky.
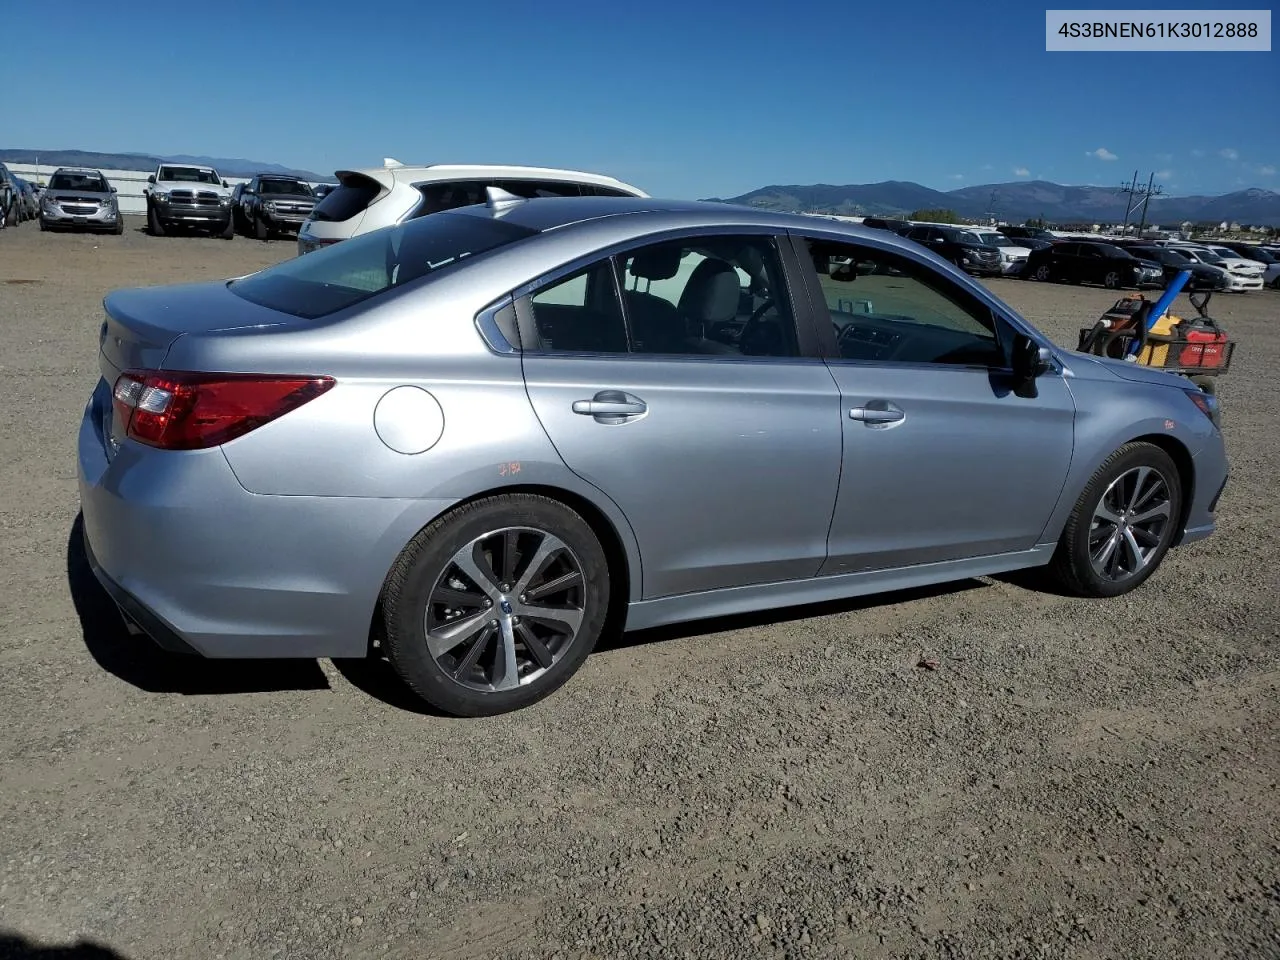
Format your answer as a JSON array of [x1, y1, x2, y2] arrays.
[[7, 0, 1276, 198]]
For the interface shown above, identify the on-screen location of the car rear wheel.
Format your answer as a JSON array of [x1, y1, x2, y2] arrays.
[[1104, 270, 1122, 289], [1033, 264, 1052, 282], [381, 494, 611, 717], [1045, 442, 1182, 598]]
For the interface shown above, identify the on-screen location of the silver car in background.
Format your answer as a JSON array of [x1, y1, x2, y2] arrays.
[[40, 167, 123, 234], [78, 192, 1229, 717]]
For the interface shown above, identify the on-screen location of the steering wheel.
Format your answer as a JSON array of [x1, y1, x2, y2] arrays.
[[738, 297, 776, 352]]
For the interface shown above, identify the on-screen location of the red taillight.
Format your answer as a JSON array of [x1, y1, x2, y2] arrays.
[[112, 370, 335, 450]]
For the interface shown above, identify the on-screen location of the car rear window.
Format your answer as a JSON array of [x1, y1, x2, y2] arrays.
[[310, 173, 383, 223], [229, 212, 539, 319]]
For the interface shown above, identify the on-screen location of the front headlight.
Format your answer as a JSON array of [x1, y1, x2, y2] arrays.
[[152, 190, 169, 203], [219, 195, 232, 206]]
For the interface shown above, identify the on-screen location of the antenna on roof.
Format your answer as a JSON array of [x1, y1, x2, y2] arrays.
[[382, 157, 404, 168], [485, 185, 526, 211]]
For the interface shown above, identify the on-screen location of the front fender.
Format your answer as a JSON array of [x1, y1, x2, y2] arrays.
[[1040, 376, 1214, 544]]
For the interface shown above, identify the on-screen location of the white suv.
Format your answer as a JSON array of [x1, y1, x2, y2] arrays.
[[296, 160, 648, 255]]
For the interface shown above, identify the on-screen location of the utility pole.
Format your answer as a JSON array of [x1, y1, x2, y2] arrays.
[[1118, 171, 1164, 236], [1136, 172, 1164, 235], [1119, 170, 1140, 233]]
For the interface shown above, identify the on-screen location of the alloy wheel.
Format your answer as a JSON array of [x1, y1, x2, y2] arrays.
[[1088, 466, 1172, 582], [1104, 271, 1121, 289], [425, 527, 586, 692]]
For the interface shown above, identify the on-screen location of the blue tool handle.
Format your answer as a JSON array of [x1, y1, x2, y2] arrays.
[[1129, 269, 1191, 356]]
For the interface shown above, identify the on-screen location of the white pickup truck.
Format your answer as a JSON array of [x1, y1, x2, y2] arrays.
[[144, 162, 235, 238]]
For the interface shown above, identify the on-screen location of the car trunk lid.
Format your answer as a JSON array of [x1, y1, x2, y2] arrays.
[[96, 280, 297, 454]]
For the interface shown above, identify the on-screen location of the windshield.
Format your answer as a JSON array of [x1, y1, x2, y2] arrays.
[[1241, 246, 1277, 263], [158, 166, 221, 184], [230, 211, 539, 319], [260, 178, 313, 196], [49, 172, 109, 192], [977, 232, 1012, 246]]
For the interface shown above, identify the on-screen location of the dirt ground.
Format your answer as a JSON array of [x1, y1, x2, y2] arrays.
[[1, 217, 1277, 960]]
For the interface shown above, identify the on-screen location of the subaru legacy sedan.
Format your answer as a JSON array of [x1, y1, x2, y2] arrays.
[[78, 193, 1228, 717]]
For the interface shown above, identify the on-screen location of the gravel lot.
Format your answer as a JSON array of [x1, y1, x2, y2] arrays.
[[1, 217, 1277, 960]]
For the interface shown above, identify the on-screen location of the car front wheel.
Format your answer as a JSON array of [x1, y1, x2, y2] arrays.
[[381, 494, 611, 716], [1046, 441, 1182, 598]]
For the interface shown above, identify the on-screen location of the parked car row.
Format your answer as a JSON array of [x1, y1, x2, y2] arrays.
[[1029, 236, 1277, 292], [0, 161, 43, 228], [856, 215, 1278, 292]]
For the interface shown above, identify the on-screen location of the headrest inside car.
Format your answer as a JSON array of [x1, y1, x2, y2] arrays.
[[629, 246, 683, 280]]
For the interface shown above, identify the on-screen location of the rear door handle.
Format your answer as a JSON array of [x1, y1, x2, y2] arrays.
[[572, 390, 647, 419], [849, 401, 905, 424], [573, 399, 647, 416]]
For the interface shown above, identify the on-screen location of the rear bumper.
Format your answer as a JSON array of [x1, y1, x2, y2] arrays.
[[77, 382, 457, 658]]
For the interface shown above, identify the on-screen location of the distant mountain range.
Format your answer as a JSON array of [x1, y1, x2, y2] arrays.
[[0, 149, 333, 182], [704, 180, 1280, 227]]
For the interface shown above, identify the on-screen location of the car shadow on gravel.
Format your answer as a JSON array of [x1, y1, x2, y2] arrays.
[[66, 514, 331, 697], [0, 930, 129, 958], [330, 580, 989, 715]]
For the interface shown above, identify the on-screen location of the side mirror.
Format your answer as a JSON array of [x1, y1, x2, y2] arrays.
[[222, 179, 230, 188], [147, 174, 156, 183], [1011, 332, 1052, 398], [110, 186, 117, 193]]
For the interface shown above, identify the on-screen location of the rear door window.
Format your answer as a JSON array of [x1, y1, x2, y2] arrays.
[[413, 180, 490, 216], [497, 179, 584, 198], [310, 174, 384, 223]]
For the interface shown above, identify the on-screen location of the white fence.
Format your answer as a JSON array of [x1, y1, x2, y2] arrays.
[[6, 163, 326, 216]]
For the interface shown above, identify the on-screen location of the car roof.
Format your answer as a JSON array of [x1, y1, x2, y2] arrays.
[[444, 193, 934, 251], [335, 161, 649, 196]]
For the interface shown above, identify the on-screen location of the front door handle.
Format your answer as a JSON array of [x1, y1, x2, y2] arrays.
[[849, 401, 905, 424]]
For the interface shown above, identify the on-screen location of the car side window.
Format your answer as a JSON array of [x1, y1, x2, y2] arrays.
[[414, 181, 490, 216], [528, 261, 629, 354], [496, 179, 583, 198], [801, 238, 1005, 368], [614, 235, 800, 358]]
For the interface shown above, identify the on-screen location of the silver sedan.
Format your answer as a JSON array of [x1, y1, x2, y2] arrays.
[[77, 192, 1229, 716]]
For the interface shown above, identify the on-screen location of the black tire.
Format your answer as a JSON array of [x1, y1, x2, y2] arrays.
[[113, 214, 124, 235], [1045, 441, 1182, 598], [219, 214, 236, 240], [1103, 270, 1122, 290], [381, 494, 611, 717], [38, 217, 48, 232], [253, 213, 269, 241], [1189, 375, 1217, 396], [1032, 264, 1052, 282], [146, 202, 165, 236]]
